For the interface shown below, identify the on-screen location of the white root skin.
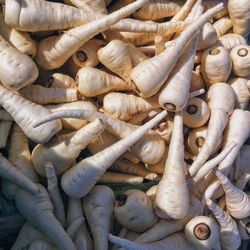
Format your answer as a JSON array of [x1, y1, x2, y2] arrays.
[[184, 216, 220, 249], [0, 120, 12, 148], [45, 162, 66, 227], [201, 46, 232, 86], [66, 217, 85, 240], [154, 35, 165, 55], [97, 39, 133, 83], [186, 126, 223, 156], [189, 83, 235, 177], [32, 119, 105, 176], [206, 199, 241, 250], [235, 173, 250, 190], [76, 67, 134, 97], [127, 44, 148, 67], [98, 172, 144, 184], [61, 110, 167, 198], [228, 0, 250, 37], [183, 97, 210, 128], [83, 0, 108, 14], [197, 22, 218, 51], [82, 185, 114, 250], [155, 111, 190, 220], [33, 110, 167, 165], [20, 85, 78, 105], [0, 35, 38, 90], [216, 170, 250, 219], [115, 189, 158, 233], [203, 0, 228, 20], [130, 4, 224, 98], [229, 78, 250, 110], [0, 12, 37, 58], [190, 67, 206, 92], [230, 45, 250, 77], [35, 0, 151, 70], [28, 240, 55, 250], [46, 101, 97, 131], [0, 84, 62, 143], [135, 196, 204, 244], [217, 33, 247, 51], [47, 73, 76, 89], [213, 16, 233, 38], [102, 92, 159, 120]]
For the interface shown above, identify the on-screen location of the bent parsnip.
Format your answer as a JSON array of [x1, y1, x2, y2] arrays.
[[0, 84, 62, 143]]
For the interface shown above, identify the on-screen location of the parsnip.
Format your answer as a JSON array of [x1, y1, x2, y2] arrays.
[[218, 33, 247, 51], [98, 172, 144, 184], [204, 0, 228, 20], [213, 16, 233, 38], [47, 73, 76, 89]]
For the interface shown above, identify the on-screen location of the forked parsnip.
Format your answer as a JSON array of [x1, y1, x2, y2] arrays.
[[115, 189, 158, 233], [47, 73, 76, 89], [217, 33, 247, 51], [229, 78, 250, 110], [189, 83, 235, 177], [201, 46, 232, 86], [228, 0, 250, 37], [216, 171, 250, 219], [67, 198, 93, 250], [0, 35, 38, 90], [15, 185, 76, 250], [98, 172, 144, 184], [102, 92, 159, 120], [0, 12, 37, 57], [134, 196, 204, 244], [0, 120, 12, 148], [46, 101, 97, 131], [2, 125, 39, 200], [213, 16, 233, 38], [0, 154, 39, 195], [32, 119, 105, 176], [230, 44, 250, 77], [60, 110, 167, 198], [183, 97, 210, 128], [184, 216, 220, 250], [20, 85, 78, 105], [206, 199, 241, 250], [155, 111, 189, 220], [0, 84, 62, 143], [33, 110, 167, 165], [76, 67, 134, 97], [82, 185, 114, 250], [35, 0, 151, 70], [130, 4, 224, 98]]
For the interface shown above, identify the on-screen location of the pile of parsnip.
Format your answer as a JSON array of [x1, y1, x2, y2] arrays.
[[0, 0, 250, 249]]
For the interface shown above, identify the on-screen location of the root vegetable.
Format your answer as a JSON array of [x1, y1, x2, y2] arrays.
[[98, 172, 144, 184], [47, 73, 76, 89], [218, 33, 247, 51], [213, 16, 233, 38], [0, 120, 12, 148], [204, 0, 228, 20]]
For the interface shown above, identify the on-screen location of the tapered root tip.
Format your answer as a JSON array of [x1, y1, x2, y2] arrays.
[[194, 223, 211, 240]]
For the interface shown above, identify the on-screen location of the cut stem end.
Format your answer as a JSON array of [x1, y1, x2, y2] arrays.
[[194, 223, 211, 240]]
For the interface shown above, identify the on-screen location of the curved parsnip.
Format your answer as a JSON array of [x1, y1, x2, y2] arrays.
[[47, 73, 76, 89], [201, 46, 232, 86], [207, 199, 241, 250], [218, 33, 247, 51], [184, 216, 220, 250], [130, 4, 224, 98], [228, 0, 250, 37], [0, 120, 12, 148], [103, 92, 159, 120], [135, 196, 204, 244], [183, 97, 210, 128], [197, 22, 218, 51], [35, 0, 151, 70], [60, 110, 167, 198], [46, 101, 97, 131], [0, 35, 38, 90], [186, 126, 223, 156], [230, 45, 250, 77], [189, 83, 235, 177], [76, 67, 134, 97], [0, 85, 62, 143], [2, 125, 39, 200], [32, 119, 105, 176], [33, 110, 166, 165], [20, 85, 78, 105], [15, 185, 76, 250], [115, 189, 158, 233], [82, 185, 114, 250], [213, 16, 233, 38], [155, 111, 189, 219], [0, 13, 36, 58], [216, 170, 250, 219], [229, 78, 250, 110]]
